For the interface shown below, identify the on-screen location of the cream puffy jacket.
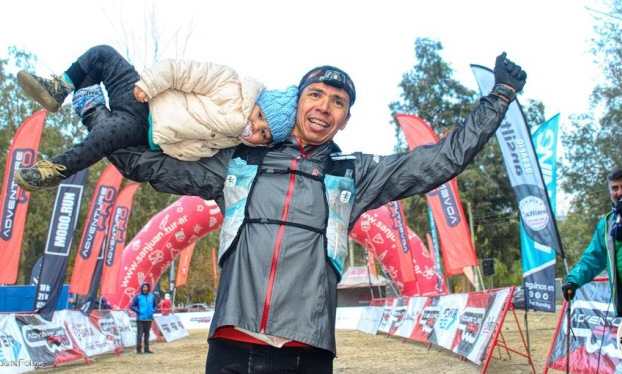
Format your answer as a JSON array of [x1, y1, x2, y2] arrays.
[[135, 59, 265, 161]]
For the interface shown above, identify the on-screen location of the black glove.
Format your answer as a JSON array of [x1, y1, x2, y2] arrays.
[[493, 52, 527, 94], [561, 282, 578, 301]]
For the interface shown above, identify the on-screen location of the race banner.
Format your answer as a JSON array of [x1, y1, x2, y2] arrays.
[[14, 313, 83, 368], [451, 288, 512, 364], [54, 310, 115, 357], [546, 279, 622, 373], [176, 310, 215, 330], [471, 65, 564, 313], [0, 314, 34, 373], [335, 307, 366, 330], [521, 114, 560, 312], [377, 298, 397, 334], [387, 297, 409, 336], [393, 296, 427, 338], [109, 311, 136, 347], [386, 201, 420, 294], [351, 205, 439, 296], [410, 293, 468, 347], [0, 110, 46, 284], [154, 314, 188, 342], [405, 288, 512, 365], [357, 299, 387, 335], [88, 310, 124, 348], [396, 114, 478, 276], [35, 170, 87, 320], [101, 183, 140, 296], [176, 243, 196, 287], [74, 240, 105, 315], [70, 164, 123, 295]]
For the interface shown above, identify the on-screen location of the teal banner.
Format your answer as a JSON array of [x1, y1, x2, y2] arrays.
[[520, 114, 559, 312]]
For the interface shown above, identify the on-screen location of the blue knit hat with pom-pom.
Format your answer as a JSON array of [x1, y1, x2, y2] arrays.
[[256, 85, 298, 145]]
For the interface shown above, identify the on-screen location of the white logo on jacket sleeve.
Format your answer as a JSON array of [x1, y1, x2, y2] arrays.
[[225, 175, 236, 187], [340, 191, 351, 203]]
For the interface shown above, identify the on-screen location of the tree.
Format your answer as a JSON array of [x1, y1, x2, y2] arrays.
[[562, 0, 622, 221]]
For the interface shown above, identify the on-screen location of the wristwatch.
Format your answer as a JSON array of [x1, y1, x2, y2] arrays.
[[492, 84, 516, 102]]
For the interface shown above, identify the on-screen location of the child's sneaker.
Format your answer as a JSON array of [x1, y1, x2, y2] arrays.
[[17, 71, 72, 112], [14, 160, 67, 191]]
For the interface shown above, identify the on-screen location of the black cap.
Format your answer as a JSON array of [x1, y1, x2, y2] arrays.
[[298, 65, 356, 107]]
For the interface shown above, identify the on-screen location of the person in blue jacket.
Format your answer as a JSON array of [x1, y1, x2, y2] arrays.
[[130, 282, 157, 354], [563, 167, 622, 316]]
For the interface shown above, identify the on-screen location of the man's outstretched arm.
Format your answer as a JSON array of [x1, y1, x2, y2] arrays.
[[107, 145, 232, 201], [351, 53, 526, 222]]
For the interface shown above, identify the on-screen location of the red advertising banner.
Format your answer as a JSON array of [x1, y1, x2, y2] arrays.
[[70, 164, 123, 294], [350, 204, 440, 296], [175, 243, 196, 287], [101, 183, 140, 296], [396, 114, 478, 276], [0, 110, 46, 284], [106, 197, 223, 309]]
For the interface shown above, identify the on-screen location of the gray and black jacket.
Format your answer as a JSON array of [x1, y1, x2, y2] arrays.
[[108, 94, 508, 354]]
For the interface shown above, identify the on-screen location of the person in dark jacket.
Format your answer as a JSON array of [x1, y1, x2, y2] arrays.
[[108, 53, 526, 373], [130, 282, 156, 354], [563, 167, 622, 315]]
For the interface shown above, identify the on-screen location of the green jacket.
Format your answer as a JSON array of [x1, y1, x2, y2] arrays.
[[566, 211, 622, 315]]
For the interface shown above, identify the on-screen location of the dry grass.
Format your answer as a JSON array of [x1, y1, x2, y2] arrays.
[[45, 309, 560, 374]]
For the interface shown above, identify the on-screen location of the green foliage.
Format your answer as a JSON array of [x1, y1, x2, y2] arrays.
[[389, 38, 476, 151], [562, 0, 622, 222]]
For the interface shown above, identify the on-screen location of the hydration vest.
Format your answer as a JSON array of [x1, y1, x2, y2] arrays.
[[217, 145, 356, 279]]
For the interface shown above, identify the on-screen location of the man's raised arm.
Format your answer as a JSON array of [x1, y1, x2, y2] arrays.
[[351, 53, 527, 222], [107, 145, 232, 201]]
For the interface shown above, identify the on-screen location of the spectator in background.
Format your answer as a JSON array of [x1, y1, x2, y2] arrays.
[[159, 293, 172, 315], [99, 297, 112, 310], [130, 282, 156, 354], [563, 167, 622, 316]]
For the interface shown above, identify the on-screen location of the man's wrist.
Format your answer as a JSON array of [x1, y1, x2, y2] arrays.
[[491, 83, 517, 102]]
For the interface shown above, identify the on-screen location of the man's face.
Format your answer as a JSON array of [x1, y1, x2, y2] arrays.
[[293, 82, 350, 146], [142, 285, 149, 294], [610, 178, 622, 204]]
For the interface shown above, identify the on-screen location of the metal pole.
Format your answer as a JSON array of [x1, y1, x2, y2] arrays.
[[565, 290, 572, 374], [427, 205, 443, 293], [348, 238, 355, 268], [467, 202, 481, 291], [524, 309, 530, 353], [170, 259, 176, 307], [364, 249, 375, 300]]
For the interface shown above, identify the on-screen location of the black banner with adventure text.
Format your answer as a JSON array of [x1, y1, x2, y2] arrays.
[[35, 170, 87, 320]]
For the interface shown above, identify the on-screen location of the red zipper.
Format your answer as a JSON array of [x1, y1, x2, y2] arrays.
[[259, 137, 315, 334], [260, 157, 298, 333]]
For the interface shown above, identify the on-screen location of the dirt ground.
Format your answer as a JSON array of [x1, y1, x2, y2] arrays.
[[46, 309, 559, 374]]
